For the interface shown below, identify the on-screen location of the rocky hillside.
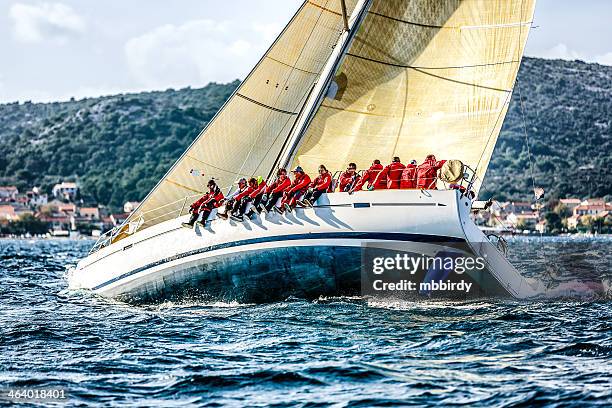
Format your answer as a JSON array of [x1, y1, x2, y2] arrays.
[[0, 58, 610, 209]]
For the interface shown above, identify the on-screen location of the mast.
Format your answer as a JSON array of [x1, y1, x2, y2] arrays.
[[275, 0, 372, 172]]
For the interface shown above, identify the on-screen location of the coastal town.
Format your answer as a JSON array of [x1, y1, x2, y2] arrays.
[[1, 182, 610, 238], [0, 183, 139, 238]]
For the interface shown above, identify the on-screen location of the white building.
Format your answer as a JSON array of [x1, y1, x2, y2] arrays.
[[52, 182, 79, 201], [0, 186, 19, 201], [124, 201, 140, 214]]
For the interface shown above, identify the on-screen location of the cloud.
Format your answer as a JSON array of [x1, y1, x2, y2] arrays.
[[536, 43, 612, 66], [540, 43, 586, 61], [9, 2, 86, 44], [594, 52, 612, 66], [124, 19, 282, 89]]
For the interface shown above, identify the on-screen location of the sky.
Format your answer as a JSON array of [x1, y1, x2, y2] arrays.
[[0, 0, 611, 103]]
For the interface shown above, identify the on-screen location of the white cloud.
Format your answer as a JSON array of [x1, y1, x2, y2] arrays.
[[124, 19, 281, 89], [9, 2, 86, 44], [594, 52, 612, 66], [535, 43, 612, 66], [540, 43, 586, 61]]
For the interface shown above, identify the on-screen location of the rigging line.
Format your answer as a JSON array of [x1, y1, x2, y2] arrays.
[[232, 0, 333, 188], [516, 78, 537, 198], [345, 53, 512, 93], [473, 91, 513, 177], [474, 0, 534, 188], [392, 69, 409, 156]]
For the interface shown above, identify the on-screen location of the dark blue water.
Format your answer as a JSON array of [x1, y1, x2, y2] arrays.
[[1, 237, 611, 406]]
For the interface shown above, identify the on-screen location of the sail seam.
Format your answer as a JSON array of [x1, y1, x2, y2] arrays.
[[369, 10, 531, 30], [307, 1, 342, 16], [265, 56, 319, 75], [346, 52, 520, 70], [320, 103, 391, 117], [163, 179, 204, 194], [346, 53, 512, 93], [236, 93, 299, 115]]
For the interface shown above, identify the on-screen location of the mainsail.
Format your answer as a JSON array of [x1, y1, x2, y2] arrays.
[[290, 0, 536, 194], [122, 0, 536, 236], [124, 0, 359, 231]]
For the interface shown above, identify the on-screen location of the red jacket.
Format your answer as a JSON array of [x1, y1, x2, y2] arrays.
[[190, 187, 224, 212], [234, 185, 255, 201], [249, 180, 267, 199], [416, 158, 446, 189], [266, 175, 291, 194], [400, 164, 417, 189], [310, 172, 332, 192], [288, 173, 311, 194], [374, 162, 405, 189], [353, 163, 385, 191], [338, 171, 360, 192]]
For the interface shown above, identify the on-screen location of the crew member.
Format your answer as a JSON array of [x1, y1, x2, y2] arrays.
[[350, 159, 385, 193], [279, 166, 311, 213], [372, 157, 405, 189], [218, 178, 248, 219], [337, 162, 360, 192], [263, 168, 291, 213], [416, 154, 446, 189], [229, 178, 257, 221], [400, 160, 418, 189], [182, 180, 224, 227], [299, 164, 331, 207], [247, 176, 267, 216]]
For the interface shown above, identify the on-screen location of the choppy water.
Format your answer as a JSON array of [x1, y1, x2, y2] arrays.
[[1, 237, 611, 406]]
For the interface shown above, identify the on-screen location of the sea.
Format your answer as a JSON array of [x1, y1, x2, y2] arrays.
[[0, 237, 610, 407]]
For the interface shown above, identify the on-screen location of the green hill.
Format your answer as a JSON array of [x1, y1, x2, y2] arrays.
[[0, 57, 610, 209]]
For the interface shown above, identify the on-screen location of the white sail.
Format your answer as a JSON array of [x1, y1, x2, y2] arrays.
[[122, 0, 360, 233], [291, 0, 537, 194]]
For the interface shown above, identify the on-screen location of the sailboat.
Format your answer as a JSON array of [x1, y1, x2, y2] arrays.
[[69, 0, 542, 303]]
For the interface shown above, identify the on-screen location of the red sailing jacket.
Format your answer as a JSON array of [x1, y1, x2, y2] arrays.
[[374, 162, 405, 189], [288, 173, 312, 194], [266, 175, 291, 194], [416, 157, 446, 189], [352, 163, 385, 191], [190, 187, 224, 212], [338, 171, 360, 192], [249, 180, 267, 199], [310, 172, 332, 192], [234, 185, 255, 201], [400, 163, 417, 189]]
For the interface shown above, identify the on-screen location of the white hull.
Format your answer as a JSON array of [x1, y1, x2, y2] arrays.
[[69, 190, 541, 303]]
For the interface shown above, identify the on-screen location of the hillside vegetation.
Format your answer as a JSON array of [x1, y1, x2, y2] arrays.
[[0, 58, 610, 209]]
